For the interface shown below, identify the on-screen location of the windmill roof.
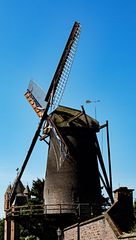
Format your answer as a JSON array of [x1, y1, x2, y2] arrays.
[[51, 105, 99, 130]]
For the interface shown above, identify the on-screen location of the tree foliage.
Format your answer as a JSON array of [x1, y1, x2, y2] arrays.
[[30, 178, 44, 204], [20, 178, 45, 239], [0, 218, 4, 240]]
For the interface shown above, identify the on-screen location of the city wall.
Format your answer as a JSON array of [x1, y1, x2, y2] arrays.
[[64, 214, 136, 240]]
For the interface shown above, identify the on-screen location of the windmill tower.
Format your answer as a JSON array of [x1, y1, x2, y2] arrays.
[[43, 105, 102, 217], [8, 22, 113, 225]]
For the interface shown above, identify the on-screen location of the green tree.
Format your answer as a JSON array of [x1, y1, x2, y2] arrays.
[[20, 178, 45, 239], [30, 178, 44, 204], [0, 218, 4, 240]]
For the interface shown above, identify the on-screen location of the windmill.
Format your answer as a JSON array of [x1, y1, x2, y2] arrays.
[[9, 21, 114, 221]]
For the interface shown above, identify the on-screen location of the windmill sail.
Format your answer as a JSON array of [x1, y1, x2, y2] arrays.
[[9, 21, 81, 205], [45, 21, 81, 110], [25, 22, 81, 116], [24, 80, 46, 118]]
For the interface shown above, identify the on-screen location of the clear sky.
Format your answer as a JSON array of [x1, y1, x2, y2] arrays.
[[0, 0, 136, 217]]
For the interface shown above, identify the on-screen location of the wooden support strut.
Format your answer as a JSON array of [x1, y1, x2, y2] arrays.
[[99, 121, 113, 200], [94, 135, 114, 204], [106, 120, 113, 193], [81, 105, 113, 203]]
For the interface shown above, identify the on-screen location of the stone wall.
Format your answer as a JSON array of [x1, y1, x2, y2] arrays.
[[118, 233, 136, 240], [64, 214, 136, 240]]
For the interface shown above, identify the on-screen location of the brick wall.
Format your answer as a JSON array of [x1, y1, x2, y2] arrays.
[[64, 223, 78, 240], [80, 217, 117, 240], [64, 215, 136, 240]]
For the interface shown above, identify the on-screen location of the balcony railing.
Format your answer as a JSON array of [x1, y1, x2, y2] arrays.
[[6, 203, 91, 218]]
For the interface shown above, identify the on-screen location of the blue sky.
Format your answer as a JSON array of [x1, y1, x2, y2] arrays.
[[0, 0, 136, 217]]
